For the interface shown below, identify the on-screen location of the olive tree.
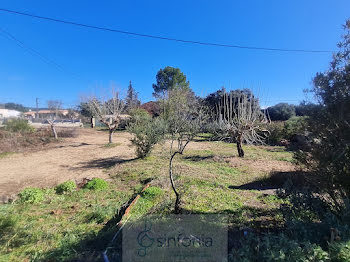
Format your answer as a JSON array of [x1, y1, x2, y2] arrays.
[[86, 91, 125, 144], [214, 90, 268, 157]]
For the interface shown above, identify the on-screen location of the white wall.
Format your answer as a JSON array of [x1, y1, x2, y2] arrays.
[[0, 109, 22, 118]]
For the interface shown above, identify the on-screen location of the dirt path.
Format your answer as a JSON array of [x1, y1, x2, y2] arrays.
[[0, 129, 135, 202]]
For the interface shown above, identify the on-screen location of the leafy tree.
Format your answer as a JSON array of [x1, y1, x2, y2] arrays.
[[267, 103, 296, 121], [295, 101, 320, 116], [152, 66, 190, 99], [125, 81, 140, 112], [295, 19, 350, 217], [140, 101, 161, 117], [78, 102, 93, 118], [204, 87, 256, 113]]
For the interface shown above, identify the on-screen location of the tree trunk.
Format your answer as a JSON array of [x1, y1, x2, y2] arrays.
[[51, 125, 58, 140], [108, 129, 114, 144], [169, 152, 181, 214], [236, 140, 244, 158]]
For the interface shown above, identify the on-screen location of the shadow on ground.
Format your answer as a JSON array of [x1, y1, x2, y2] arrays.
[[77, 157, 137, 169], [182, 155, 215, 162], [229, 171, 307, 191]]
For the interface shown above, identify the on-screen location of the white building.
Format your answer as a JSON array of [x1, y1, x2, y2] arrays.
[[0, 109, 22, 118]]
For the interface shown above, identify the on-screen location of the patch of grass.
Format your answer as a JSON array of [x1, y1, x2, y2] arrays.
[[0, 152, 15, 158], [0, 185, 130, 261], [103, 142, 121, 148]]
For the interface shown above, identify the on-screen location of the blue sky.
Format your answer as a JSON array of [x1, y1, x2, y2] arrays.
[[0, 1, 349, 109]]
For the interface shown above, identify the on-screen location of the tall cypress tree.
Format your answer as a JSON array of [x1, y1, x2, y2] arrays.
[[125, 81, 140, 112]]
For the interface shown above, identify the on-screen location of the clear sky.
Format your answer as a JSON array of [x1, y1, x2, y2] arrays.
[[0, 0, 349, 109]]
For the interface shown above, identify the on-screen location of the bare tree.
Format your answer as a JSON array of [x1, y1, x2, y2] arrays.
[[47, 100, 62, 140], [214, 90, 268, 157], [47, 100, 63, 118], [166, 89, 204, 213], [86, 91, 125, 144]]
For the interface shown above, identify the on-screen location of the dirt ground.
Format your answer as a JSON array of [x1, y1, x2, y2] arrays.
[[0, 129, 135, 202]]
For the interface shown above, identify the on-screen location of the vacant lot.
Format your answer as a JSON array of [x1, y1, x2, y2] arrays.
[[0, 129, 135, 201], [0, 130, 299, 261]]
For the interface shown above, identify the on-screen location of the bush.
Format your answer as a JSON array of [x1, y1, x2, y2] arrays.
[[129, 108, 152, 123], [330, 240, 350, 262], [5, 119, 34, 133], [128, 117, 166, 158], [284, 116, 307, 138], [55, 181, 76, 194], [230, 233, 330, 262], [294, 20, 350, 217], [84, 178, 108, 191], [266, 121, 285, 145], [56, 128, 79, 138], [18, 188, 44, 204]]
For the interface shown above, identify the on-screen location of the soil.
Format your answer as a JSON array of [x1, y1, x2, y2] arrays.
[[0, 129, 135, 202]]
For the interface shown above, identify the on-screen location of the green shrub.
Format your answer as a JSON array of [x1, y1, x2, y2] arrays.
[[284, 116, 307, 138], [55, 181, 76, 194], [141, 186, 163, 200], [84, 178, 108, 191], [5, 119, 34, 133], [230, 233, 330, 262], [129, 108, 152, 124], [266, 121, 285, 145], [18, 188, 44, 204], [330, 240, 350, 262], [128, 117, 166, 158]]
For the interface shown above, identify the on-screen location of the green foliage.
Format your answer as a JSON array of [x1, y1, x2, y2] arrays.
[[84, 178, 108, 191], [125, 81, 141, 112], [266, 117, 307, 145], [128, 115, 166, 158], [18, 188, 45, 204], [295, 101, 320, 117], [268, 103, 296, 121], [77, 102, 93, 117], [266, 121, 285, 145], [129, 108, 152, 123], [294, 19, 350, 216], [55, 181, 76, 194], [5, 119, 34, 133], [284, 116, 307, 138], [330, 240, 350, 262], [230, 233, 330, 262], [152, 66, 190, 98], [4, 102, 28, 112], [141, 186, 163, 200]]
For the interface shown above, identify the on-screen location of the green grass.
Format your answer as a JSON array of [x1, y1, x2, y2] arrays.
[[0, 152, 15, 158], [0, 133, 296, 261], [103, 142, 121, 148]]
